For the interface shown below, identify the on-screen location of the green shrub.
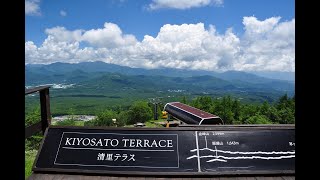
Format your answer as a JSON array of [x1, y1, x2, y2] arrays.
[[25, 150, 38, 178], [127, 101, 152, 124], [25, 108, 41, 127], [85, 110, 116, 127], [244, 114, 272, 124], [55, 118, 76, 126], [25, 133, 43, 151], [117, 111, 128, 127]]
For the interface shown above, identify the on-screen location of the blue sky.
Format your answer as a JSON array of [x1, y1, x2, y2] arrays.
[[25, 0, 295, 72]]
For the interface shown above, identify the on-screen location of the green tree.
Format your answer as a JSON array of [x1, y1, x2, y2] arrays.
[[259, 101, 270, 116], [85, 110, 117, 126], [181, 96, 187, 104], [25, 107, 41, 127], [214, 96, 234, 124], [127, 101, 152, 124], [232, 99, 242, 122], [117, 111, 128, 127], [199, 96, 213, 112], [190, 97, 200, 109], [25, 108, 43, 150], [276, 94, 289, 110], [273, 94, 295, 124], [245, 114, 272, 124], [278, 108, 295, 124], [191, 96, 212, 112], [112, 105, 124, 114], [267, 106, 280, 123], [240, 104, 259, 124]]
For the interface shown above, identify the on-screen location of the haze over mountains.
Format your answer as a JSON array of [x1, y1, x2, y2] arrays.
[[26, 61, 294, 82], [25, 61, 294, 103]]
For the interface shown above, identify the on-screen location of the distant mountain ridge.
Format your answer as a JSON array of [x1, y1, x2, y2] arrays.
[[25, 61, 295, 103], [249, 71, 294, 82], [26, 61, 294, 83]]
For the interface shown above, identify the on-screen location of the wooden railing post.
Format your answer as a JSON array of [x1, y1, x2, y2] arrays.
[[25, 86, 52, 138], [39, 88, 51, 134]]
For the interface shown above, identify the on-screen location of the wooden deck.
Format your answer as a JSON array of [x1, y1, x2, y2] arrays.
[[28, 173, 295, 180]]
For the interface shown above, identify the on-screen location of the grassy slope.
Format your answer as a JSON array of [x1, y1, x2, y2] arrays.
[[25, 150, 37, 179], [145, 119, 167, 127]]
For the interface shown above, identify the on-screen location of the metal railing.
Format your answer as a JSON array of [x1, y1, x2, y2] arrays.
[[25, 85, 51, 139]]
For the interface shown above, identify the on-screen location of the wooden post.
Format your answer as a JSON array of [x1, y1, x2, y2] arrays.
[[39, 88, 51, 134]]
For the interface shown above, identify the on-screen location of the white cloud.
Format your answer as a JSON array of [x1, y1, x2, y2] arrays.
[[82, 22, 137, 48], [243, 16, 281, 38], [213, 0, 223, 6], [129, 23, 240, 70], [25, 0, 41, 16], [148, 0, 223, 10], [45, 26, 83, 42], [25, 36, 81, 64], [235, 17, 295, 72], [25, 17, 295, 72], [60, 10, 67, 17]]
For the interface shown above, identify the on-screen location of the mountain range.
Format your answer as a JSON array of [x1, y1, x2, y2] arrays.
[[26, 61, 294, 82], [25, 61, 294, 103]]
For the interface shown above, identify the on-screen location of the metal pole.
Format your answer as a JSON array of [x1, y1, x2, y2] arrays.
[[154, 103, 158, 120]]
